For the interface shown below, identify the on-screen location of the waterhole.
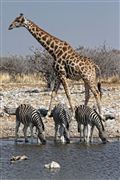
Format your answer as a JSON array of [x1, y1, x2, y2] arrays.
[[0, 138, 120, 180]]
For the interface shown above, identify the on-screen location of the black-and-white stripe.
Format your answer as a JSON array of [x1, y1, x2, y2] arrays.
[[75, 105, 107, 143], [15, 104, 46, 144], [49, 103, 72, 143]]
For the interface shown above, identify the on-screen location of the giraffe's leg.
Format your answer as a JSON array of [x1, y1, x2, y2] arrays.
[[48, 78, 61, 114], [60, 76, 74, 113], [90, 84, 101, 115], [84, 83, 90, 106]]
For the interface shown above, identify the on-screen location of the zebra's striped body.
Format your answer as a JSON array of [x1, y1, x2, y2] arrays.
[[75, 105, 107, 144], [15, 104, 46, 144], [49, 103, 72, 143]]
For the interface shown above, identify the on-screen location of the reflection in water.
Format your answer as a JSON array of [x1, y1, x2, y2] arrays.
[[1, 138, 120, 180]]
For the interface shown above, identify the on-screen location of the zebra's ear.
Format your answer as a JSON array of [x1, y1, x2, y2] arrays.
[[92, 105, 97, 111]]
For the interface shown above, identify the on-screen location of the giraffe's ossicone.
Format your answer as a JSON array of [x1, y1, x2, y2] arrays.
[[8, 13, 102, 115]]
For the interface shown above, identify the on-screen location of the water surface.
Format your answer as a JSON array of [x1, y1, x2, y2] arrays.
[[1, 138, 120, 180]]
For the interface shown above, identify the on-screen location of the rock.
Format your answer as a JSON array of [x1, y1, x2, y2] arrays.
[[44, 161, 60, 169], [10, 156, 21, 162], [25, 89, 40, 93], [0, 112, 5, 117], [10, 155, 28, 163], [4, 106, 16, 115], [104, 114, 115, 121], [20, 155, 28, 160], [37, 108, 48, 117]]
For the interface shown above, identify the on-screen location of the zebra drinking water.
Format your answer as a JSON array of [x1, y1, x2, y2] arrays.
[[75, 105, 107, 144], [49, 103, 72, 143], [15, 104, 46, 144]]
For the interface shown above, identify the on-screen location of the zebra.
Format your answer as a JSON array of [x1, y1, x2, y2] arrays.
[[49, 103, 72, 143], [15, 104, 46, 144], [75, 105, 107, 144]]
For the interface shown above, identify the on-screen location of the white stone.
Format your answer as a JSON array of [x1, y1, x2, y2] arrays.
[[44, 161, 60, 169], [20, 155, 28, 160]]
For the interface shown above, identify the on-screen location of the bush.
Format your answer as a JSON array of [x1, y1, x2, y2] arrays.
[[76, 44, 120, 78], [1, 44, 120, 86]]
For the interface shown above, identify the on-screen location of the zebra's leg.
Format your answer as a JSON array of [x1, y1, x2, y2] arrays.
[[35, 128, 40, 144], [83, 125, 87, 142], [84, 83, 90, 106], [15, 120, 20, 142], [86, 124, 91, 144], [59, 125, 65, 143], [30, 123, 34, 144], [90, 125, 95, 143], [54, 124, 59, 142], [23, 125, 29, 143], [64, 127, 70, 143], [78, 123, 82, 142], [48, 78, 61, 115]]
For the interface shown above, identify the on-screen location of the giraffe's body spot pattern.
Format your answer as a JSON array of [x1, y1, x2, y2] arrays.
[[28, 17, 97, 82]]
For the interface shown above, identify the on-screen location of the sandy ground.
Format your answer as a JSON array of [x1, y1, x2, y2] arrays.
[[0, 82, 120, 139]]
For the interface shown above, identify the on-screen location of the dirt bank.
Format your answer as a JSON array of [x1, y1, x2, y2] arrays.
[[0, 83, 120, 139]]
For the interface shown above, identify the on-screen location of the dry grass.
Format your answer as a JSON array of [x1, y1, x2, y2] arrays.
[[101, 74, 120, 84], [1, 73, 11, 83], [1, 73, 44, 84], [1, 73, 120, 85]]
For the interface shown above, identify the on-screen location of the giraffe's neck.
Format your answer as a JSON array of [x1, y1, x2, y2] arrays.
[[24, 19, 63, 59]]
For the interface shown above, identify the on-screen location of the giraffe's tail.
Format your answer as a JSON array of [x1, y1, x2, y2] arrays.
[[97, 82, 102, 100], [95, 64, 102, 99]]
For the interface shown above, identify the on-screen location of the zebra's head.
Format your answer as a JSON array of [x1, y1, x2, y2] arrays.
[[99, 131, 108, 144], [36, 111, 46, 145], [38, 131, 46, 145]]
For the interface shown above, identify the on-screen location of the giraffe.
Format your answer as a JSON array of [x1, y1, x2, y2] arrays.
[[8, 13, 102, 115]]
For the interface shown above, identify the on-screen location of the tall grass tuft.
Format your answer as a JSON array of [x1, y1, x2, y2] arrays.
[[1, 73, 44, 84]]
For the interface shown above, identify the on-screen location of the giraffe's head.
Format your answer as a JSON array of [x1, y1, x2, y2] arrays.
[[8, 13, 27, 30]]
